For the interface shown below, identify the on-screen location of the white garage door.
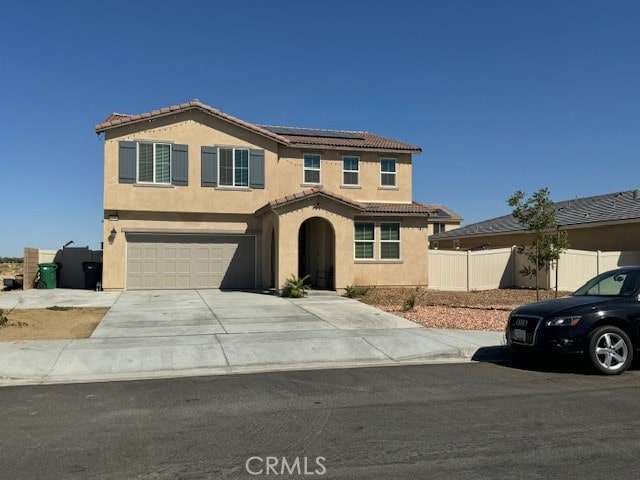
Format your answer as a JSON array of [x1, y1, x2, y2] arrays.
[[126, 234, 256, 290]]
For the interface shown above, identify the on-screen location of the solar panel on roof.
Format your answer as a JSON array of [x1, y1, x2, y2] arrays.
[[261, 125, 364, 140]]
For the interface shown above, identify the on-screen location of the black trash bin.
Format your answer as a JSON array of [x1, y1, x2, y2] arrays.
[[82, 262, 103, 290]]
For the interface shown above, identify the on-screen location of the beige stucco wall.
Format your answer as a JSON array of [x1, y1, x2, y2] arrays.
[[103, 111, 415, 215], [101, 109, 425, 290], [353, 216, 429, 286], [102, 211, 260, 290], [427, 221, 461, 236], [276, 147, 413, 203], [273, 197, 356, 290], [259, 211, 279, 289], [103, 111, 280, 214], [432, 222, 640, 252]]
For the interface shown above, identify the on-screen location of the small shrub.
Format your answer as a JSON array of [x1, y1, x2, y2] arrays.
[[0, 297, 23, 327], [402, 292, 416, 311], [344, 285, 370, 298], [282, 274, 311, 298]]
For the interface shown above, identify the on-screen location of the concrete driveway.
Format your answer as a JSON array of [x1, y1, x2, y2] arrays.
[[0, 289, 504, 385], [91, 290, 418, 338]]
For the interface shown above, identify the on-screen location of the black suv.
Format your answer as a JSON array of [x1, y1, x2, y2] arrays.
[[506, 267, 640, 375]]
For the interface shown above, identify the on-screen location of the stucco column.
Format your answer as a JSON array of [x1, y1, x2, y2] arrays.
[[274, 199, 355, 291]]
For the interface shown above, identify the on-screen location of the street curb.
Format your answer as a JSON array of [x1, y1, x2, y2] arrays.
[[0, 346, 509, 387]]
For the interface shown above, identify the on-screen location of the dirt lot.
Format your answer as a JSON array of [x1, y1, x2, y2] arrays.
[[359, 287, 571, 331], [0, 262, 23, 288], [0, 307, 107, 341]]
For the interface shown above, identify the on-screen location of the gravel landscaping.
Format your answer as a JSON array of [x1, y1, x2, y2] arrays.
[[359, 287, 571, 331]]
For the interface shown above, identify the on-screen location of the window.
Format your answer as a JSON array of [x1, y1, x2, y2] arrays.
[[343, 156, 359, 185], [138, 143, 171, 184], [219, 148, 249, 187], [433, 223, 446, 234], [303, 154, 321, 184], [380, 223, 400, 259], [380, 158, 396, 186], [354, 223, 374, 259]]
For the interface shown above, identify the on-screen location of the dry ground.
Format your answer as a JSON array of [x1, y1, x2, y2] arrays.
[[0, 307, 107, 341], [359, 287, 571, 331], [0, 262, 23, 287]]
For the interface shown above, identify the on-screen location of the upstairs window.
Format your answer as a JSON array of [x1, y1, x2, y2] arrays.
[[380, 158, 397, 187], [380, 223, 400, 259], [343, 156, 359, 185], [138, 143, 171, 184], [303, 154, 321, 184], [433, 222, 446, 234], [354, 222, 375, 259], [219, 148, 249, 187]]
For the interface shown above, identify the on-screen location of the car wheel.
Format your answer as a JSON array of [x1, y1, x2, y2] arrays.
[[587, 326, 633, 375]]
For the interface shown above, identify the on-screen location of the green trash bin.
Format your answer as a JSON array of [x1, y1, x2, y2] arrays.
[[38, 263, 58, 289]]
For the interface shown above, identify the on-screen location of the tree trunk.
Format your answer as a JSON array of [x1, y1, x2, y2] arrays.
[[535, 248, 540, 301]]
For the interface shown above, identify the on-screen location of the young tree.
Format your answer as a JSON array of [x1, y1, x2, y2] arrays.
[[508, 188, 569, 300]]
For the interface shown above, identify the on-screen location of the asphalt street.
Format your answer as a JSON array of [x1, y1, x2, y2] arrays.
[[2, 358, 640, 479]]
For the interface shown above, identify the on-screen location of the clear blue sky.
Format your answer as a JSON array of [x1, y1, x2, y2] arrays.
[[1, 0, 638, 257]]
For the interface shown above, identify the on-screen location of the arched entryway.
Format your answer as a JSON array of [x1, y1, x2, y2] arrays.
[[298, 217, 335, 290]]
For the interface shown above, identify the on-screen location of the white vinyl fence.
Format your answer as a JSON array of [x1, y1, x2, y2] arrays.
[[429, 247, 640, 292]]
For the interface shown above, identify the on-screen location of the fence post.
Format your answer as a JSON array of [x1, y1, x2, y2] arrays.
[[512, 246, 517, 287], [466, 250, 471, 292]]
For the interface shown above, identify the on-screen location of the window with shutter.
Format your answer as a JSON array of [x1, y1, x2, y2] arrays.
[[135, 142, 172, 185]]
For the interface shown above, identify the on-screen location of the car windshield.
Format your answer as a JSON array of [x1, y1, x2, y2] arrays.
[[574, 270, 640, 297]]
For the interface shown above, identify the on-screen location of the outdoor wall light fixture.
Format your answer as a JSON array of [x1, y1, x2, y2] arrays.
[[108, 212, 119, 221], [108, 228, 117, 244]]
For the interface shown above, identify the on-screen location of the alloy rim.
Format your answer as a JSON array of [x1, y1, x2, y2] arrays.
[[594, 332, 628, 371]]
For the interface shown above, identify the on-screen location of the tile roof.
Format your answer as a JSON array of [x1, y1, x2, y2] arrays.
[[430, 189, 640, 241], [256, 188, 459, 218], [95, 100, 421, 153], [259, 126, 421, 152], [259, 188, 364, 213], [363, 202, 439, 216], [95, 100, 290, 144]]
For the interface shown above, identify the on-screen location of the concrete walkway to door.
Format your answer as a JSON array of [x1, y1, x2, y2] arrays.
[[0, 290, 504, 385]]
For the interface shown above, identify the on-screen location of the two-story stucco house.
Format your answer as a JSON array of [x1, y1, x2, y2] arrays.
[[95, 100, 461, 291]]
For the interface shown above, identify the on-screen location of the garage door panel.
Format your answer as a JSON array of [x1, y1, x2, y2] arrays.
[[126, 234, 255, 290]]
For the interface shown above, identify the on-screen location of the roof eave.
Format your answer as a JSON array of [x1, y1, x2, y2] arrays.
[[286, 143, 422, 154], [94, 103, 291, 145], [357, 212, 434, 218], [255, 192, 364, 216]]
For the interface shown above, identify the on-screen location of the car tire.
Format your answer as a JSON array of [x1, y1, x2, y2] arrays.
[[587, 326, 633, 375]]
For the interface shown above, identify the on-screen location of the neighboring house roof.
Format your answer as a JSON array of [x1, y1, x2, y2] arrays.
[[95, 100, 421, 153], [256, 188, 459, 218], [430, 189, 640, 241]]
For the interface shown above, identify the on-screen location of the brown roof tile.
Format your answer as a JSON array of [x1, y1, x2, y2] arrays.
[[256, 189, 441, 218], [259, 128, 421, 153], [362, 202, 439, 216], [257, 188, 364, 214], [95, 100, 421, 153], [95, 100, 290, 144]]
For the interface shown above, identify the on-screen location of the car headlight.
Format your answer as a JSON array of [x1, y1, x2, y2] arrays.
[[546, 316, 581, 327]]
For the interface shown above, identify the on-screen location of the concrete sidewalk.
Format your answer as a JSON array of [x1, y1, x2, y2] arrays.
[[0, 289, 505, 386]]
